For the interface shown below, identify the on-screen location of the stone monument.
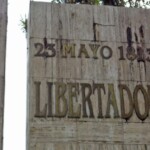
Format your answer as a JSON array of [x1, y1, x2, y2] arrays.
[[27, 2, 150, 150]]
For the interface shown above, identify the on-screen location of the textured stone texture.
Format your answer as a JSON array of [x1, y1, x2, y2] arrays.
[[0, 0, 7, 149], [27, 2, 150, 150]]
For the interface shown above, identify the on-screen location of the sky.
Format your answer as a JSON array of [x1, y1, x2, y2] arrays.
[[4, 0, 29, 149], [3, 1, 51, 150]]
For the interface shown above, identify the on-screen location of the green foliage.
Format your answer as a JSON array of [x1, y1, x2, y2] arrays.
[[92, 0, 101, 5], [20, 15, 27, 33], [51, 0, 150, 7], [52, 0, 101, 4], [124, 0, 150, 8], [51, 0, 65, 3]]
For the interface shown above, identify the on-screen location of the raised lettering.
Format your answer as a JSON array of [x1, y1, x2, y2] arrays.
[[61, 44, 76, 58], [68, 83, 81, 118], [34, 43, 56, 57], [100, 46, 112, 59], [105, 84, 120, 118], [81, 83, 94, 118], [89, 44, 100, 59], [34, 82, 47, 117], [46, 43, 56, 57], [55, 82, 68, 117], [118, 46, 126, 60], [133, 85, 149, 121], [78, 44, 90, 58], [147, 85, 150, 98], [118, 84, 133, 120], [34, 43, 44, 57], [93, 83, 105, 118]]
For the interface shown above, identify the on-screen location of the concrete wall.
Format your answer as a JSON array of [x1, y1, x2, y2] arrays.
[[27, 2, 150, 150], [0, 0, 7, 149]]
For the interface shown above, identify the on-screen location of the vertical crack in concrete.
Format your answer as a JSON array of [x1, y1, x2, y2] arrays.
[[93, 22, 96, 42], [139, 25, 144, 38], [126, 27, 132, 47], [134, 32, 138, 43]]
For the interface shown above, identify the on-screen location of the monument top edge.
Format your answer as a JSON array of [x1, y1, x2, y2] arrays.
[[30, 1, 148, 10]]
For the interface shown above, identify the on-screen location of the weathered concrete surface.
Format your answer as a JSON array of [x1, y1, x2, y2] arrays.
[[27, 2, 150, 150], [0, 0, 7, 149]]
